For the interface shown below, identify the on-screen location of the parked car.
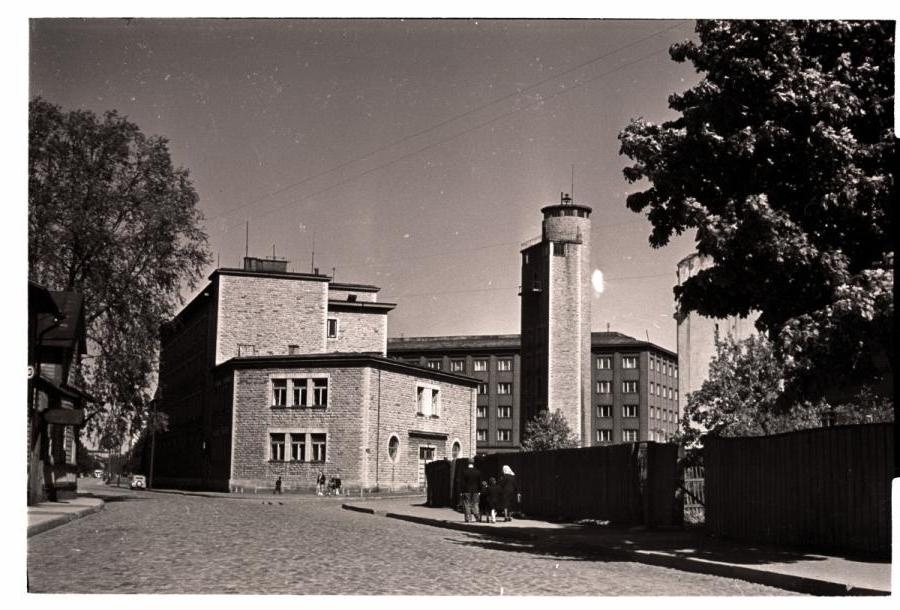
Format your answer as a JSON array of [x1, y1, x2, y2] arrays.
[[130, 475, 147, 489]]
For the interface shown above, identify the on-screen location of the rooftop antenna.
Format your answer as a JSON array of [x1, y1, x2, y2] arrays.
[[646, 329, 651, 342], [217, 252, 220, 268], [571, 164, 575, 202], [311, 230, 316, 273], [272, 243, 276, 259], [606, 322, 610, 332], [245, 221, 249, 259], [332, 266, 336, 280]]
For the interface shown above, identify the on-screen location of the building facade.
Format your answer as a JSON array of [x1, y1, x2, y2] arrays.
[[520, 193, 593, 444], [154, 257, 476, 492], [388, 331, 678, 452]]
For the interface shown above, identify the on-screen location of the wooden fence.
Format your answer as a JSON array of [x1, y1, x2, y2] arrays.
[[426, 442, 681, 527], [682, 464, 705, 524], [705, 423, 893, 557]]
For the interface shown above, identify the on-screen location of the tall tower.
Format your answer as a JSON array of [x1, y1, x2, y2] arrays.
[[520, 193, 593, 446]]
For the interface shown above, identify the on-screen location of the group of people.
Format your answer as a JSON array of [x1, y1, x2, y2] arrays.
[[273, 473, 342, 495], [459, 458, 518, 523]]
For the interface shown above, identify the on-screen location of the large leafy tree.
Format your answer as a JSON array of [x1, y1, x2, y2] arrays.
[[29, 97, 211, 440], [521, 410, 578, 451], [619, 21, 894, 403]]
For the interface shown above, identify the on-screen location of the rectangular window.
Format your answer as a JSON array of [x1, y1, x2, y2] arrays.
[[290, 434, 305, 461], [623, 404, 638, 418], [497, 429, 511, 441], [310, 434, 326, 462], [623, 429, 638, 442], [497, 358, 512, 372], [674, 367, 678, 379], [238, 343, 256, 357], [596, 356, 612, 370], [312, 379, 328, 406], [450, 359, 465, 372], [327, 318, 338, 338], [552, 242, 566, 257], [622, 356, 638, 369], [622, 380, 638, 394], [497, 382, 512, 395], [288, 344, 299, 355], [476, 406, 487, 419], [596, 429, 611, 442], [292, 379, 307, 407], [650, 382, 656, 396], [596, 381, 611, 394], [675, 390, 679, 402], [270, 433, 285, 461], [497, 406, 511, 419], [477, 383, 489, 395], [473, 359, 488, 372], [476, 429, 487, 442], [427, 359, 441, 370], [416, 385, 441, 417], [597, 405, 611, 418], [272, 380, 287, 407]]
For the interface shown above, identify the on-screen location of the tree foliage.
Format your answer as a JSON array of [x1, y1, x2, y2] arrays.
[[676, 333, 893, 460], [29, 97, 211, 438], [521, 410, 578, 451], [619, 21, 894, 402]]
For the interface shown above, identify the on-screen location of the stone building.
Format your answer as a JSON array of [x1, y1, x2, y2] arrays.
[[388, 331, 678, 451], [154, 257, 477, 492]]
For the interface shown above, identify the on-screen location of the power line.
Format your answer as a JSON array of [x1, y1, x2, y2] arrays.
[[204, 21, 692, 227]]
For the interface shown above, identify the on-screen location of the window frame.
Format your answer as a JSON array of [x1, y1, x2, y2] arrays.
[[497, 405, 512, 419], [622, 355, 638, 369]]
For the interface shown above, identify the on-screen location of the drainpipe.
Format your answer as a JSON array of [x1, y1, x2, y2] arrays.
[[375, 368, 381, 491]]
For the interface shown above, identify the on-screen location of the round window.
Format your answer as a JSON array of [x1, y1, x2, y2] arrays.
[[451, 441, 461, 459], [388, 436, 400, 461]]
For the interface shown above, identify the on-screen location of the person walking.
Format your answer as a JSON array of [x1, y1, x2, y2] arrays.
[[274, 476, 283, 494], [487, 476, 503, 523], [460, 457, 482, 523], [478, 480, 490, 522], [499, 465, 517, 521], [316, 472, 326, 496]]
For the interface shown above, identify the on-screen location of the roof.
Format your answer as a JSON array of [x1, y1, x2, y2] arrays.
[[327, 300, 396, 314], [212, 267, 331, 283], [387, 332, 676, 359], [35, 291, 86, 353], [329, 282, 381, 293], [387, 334, 521, 353], [215, 352, 480, 386], [29, 281, 59, 316]]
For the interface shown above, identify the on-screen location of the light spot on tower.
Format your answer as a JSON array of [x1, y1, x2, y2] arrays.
[[591, 269, 605, 294]]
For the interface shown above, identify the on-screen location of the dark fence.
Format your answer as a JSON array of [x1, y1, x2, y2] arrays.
[[426, 442, 681, 527], [705, 423, 893, 557], [682, 464, 705, 524]]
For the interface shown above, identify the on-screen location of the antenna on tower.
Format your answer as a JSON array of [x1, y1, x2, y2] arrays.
[[245, 221, 249, 258], [311, 231, 316, 273], [646, 329, 651, 342]]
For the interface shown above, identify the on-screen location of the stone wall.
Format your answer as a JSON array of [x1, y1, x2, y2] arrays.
[[326, 310, 387, 355]]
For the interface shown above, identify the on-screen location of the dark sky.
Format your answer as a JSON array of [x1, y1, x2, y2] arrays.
[[29, 18, 703, 351]]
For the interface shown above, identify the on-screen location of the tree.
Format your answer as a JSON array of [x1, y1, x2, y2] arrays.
[[29, 97, 211, 438], [521, 410, 578, 451], [675, 333, 893, 462], [618, 21, 894, 403]]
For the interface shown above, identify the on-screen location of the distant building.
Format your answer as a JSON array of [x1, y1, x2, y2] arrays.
[[154, 257, 477, 492], [675, 253, 758, 404], [388, 331, 679, 451], [520, 193, 593, 444], [28, 282, 91, 504]]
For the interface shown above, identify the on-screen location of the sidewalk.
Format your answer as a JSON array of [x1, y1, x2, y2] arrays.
[[342, 496, 892, 596], [27, 496, 105, 538]]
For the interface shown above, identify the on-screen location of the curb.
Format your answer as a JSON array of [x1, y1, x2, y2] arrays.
[[27, 500, 105, 538], [343, 506, 890, 597]]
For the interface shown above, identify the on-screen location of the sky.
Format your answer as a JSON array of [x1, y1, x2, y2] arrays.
[[29, 18, 705, 352]]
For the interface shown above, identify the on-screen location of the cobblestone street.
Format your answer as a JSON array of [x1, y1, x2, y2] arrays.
[[27, 481, 796, 595]]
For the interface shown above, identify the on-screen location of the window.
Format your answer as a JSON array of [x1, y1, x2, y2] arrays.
[[477, 383, 489, 395], [650, 382, 656, 396], [596, 429, 611, 442], [622, 429, 638, 442], [272, 380, 287, 407], [596, 356, 612, 370], [497, 406, 511, 419], [497, 382, 512, 395], [552, 242, 567, 257], [596, 381, 611, 394], [497, 358, 512, 372], [675, 390, 679, 402], [622, 380, 638, 393], [270, 433, 285, 461], [497, 429, 511, 441], [450, 359, 465, 372], [674, 367, 678, 379], [416, 385, 441, 417], [388, 436, 400, 462], [623, 404, 638, 418], [597, 405, 611, 418], [292, 379, 307, 407], [312, 379, 328, 406], [476, 405, 487, 419], [237, 343, 256, 357], [288, 344, 299, 355], [476, 429, 487, 442], [310, 434, 327, 462], [327, 318, 338, 338], [622, 356, 638, 369], [290, 434, 305, 461], [473, 359, 488, 372], [427, 359, 441, 370]]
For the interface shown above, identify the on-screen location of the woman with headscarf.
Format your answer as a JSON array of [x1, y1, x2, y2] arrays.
[[499, 465, 517, 522]]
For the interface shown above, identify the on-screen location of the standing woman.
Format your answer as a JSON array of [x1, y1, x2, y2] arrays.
[[500, 465, 517, 522]]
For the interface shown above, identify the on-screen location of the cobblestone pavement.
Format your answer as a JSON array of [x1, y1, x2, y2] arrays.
[[27, 482, 798, 595]]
